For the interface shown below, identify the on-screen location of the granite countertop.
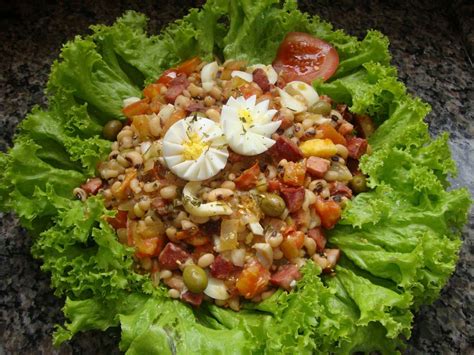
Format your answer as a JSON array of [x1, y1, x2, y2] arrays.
[[0, 0, 472, 354]]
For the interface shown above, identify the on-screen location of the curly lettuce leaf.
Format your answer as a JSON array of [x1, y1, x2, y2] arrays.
[[0, 1, 470, 354]]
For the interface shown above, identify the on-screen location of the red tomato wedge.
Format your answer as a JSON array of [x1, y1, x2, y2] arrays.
[[273, 32, 339, 84]]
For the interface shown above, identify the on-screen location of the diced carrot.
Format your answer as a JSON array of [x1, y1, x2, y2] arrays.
[[280, 230, 305, 259], [162, 108, 186, 134], [113, 169, 137, 200], [314, 197, 341, 229], [175, 57, 202, 75], [236, 260, 270, 299], [143, 83, 164, 99]]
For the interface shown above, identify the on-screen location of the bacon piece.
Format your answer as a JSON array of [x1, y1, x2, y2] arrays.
[[181, 291, 203, 307], [347, 137, 368, 159], [329, 182, 353, 199], [270, 264, 301, 291], [234, 162, 261, 190], [280, 186, 305, 213], [185, 101, 206, 114], [252, 68, 270, 92], [164, 73, 189, 103], [307, 227, 327, 252], [158, 243, 190, 270], [268, 135, 303, 162], [210, 255, 241, 279], [305, 156, 330, 178], [81, 178, 102, 195]]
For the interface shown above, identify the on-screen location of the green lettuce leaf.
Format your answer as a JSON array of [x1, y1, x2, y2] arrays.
[[0, 0, 470, 354]]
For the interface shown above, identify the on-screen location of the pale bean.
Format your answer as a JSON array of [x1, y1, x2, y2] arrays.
[[181, 219, 197, 230], [116, 154, 130, 168], [228, 297, 240, 311], [198, 253, 215, 268], [206, 108, 220, 121], [207, 188, 234, 202], [168, 289, 180, 299], [100, 168, 119, 180], [189, 214, 210, 224], [267, 232, 283, 248], [304, 237, 317, 256], [335, 144, 348, 159], [149, 114, 162, 137], [175, 95, 191, 110], [138, 198, 151, 211], [204, 95, 216, 107], [144, 215, 155, 226], [160, 269, 172, 279], [323, 170, 340, 182], [130, 178, 142, 194], [160, 185, 177, 199], [302, 118, 314, 130], [231, 249, 246, 267], [209, 86, 222, 100], [143, 181, 160, 193], [166, 226, 177, 239], [73, 187, 87, 201], [124, 151, 143, 168], [188, 83, 205, 98], [220, 181, 236, 190], [273, 247, 283, 260], [133, 203, 145, 218]]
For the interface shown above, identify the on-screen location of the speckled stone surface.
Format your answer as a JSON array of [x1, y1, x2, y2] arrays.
[[0, 1, 472, 354]]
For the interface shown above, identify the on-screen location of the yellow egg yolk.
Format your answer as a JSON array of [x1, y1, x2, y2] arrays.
[[182, 132, 209, 160], [238, 109, 253, 128]]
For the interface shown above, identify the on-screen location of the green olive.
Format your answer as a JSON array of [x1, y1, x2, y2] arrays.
[[183, 265, 208, 293], [350, 174, 368, 194], [260, 193, 286, 217], [103, 120, 123, 141], [309, 100, 332, 116]]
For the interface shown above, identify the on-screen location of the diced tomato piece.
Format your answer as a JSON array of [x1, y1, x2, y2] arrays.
[[267, 179, 281, 192], [314, 197, 341, 229], [236, 260, 270, 299], [107, 210, 128, 229], [307, 227, 327, 252], [122, 98, 150, 119], [280, 230, 305, 260], [346, 137, 368, 159], [234, 162, 261, 190], [319, 123, 347, 145], [157, 69, 178, 86], [282, 161, 306, 187], [158, 243, 190, 270], [268, 135, 303, 162], [280, 186, 305, 213], [305, 156, 330, 178], [270, 264, 301, 291], [143, 83, 164, 100], [181, 291, 203, 307], [329, 181, 353, 199], [210, 256, 241, 280], [81, 178, 102, 195]]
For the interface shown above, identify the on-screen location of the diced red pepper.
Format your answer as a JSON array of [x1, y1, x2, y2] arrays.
[[122, 98, 150, 119], [143, 83, 164, 100], [234, 162, 261, 190], [158, 243, 190, 270], [210, 256, 241, 279], [107, 210, 128, 229], [181, 291, 203, 307]]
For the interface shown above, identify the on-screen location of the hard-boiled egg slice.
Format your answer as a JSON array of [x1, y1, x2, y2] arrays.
[[277, 88, 306, 113], [162, 116, 229, 181], [201, 61, 219, 92], [248, 64, 278, 84], [221, 95, 280, 156], [284, 81, 319, 106], [231, 70, 253, 83]]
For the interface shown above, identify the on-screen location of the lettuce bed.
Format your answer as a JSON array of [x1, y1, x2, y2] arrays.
[[0, 0, 470, 353]]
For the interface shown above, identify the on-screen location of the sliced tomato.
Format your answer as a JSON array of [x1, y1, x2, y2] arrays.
[[314, 197, 341, 229], [122, 98, 150, 119], [236, 260, 270, 299], [234, 162, 261, 190], [273, 32, 339, 84]]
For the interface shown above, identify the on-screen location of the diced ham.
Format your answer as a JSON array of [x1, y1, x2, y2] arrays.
[[268, 135, 303, 162], [280, 186, 305, 213], [234, 162, 261, 190], [305, 156, 330, 178], [181, 291, 203, 306], [307, 227, 327, 252], [158, 243, 190, 270], [228, 150, 244, 163], [107, 210, 128, 229], [165, 73, 189, 103], [347, 137, 368, 159], [185, 101, 206, 114], [270, 264, 301, 291], [329, 182, 353, 199], [81, 178, 102, 195], [210, 255, 241, 279], [252, 68, 270, 92]]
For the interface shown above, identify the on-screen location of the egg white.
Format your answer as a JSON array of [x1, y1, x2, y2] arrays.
[[221, 95, 280, 156]]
